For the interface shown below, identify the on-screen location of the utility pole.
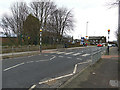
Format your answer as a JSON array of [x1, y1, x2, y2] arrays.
[[86, 21, 88, 44]]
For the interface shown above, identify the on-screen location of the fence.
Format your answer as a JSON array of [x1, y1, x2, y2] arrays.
[[90, 47, 107, 65], [1, 44, 64, 54], [2, 45, 40, 54]]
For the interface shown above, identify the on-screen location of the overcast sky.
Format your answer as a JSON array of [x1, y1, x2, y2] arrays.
[[0, 0, 118, 41]]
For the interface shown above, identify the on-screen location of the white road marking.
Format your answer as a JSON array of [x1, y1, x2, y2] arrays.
[[35, 60, 48, 62], [57, 52, 65, 54], [4, 55, 56, 72], [58, 56, 63, 58], [38, 73, 73, 85], [29, 85, 36, 90], [67, 57, 72, 59], [27, 61, 34, 63], [4, 62, 25, 71], [35, 55, 56, 62], [77, 58, 82, 60], [73, 53, 81, 56], [50, 55, 56, 60], [82, 54, 90, 56], [65, 52, 74, 55], [29, 60, 91, 90]]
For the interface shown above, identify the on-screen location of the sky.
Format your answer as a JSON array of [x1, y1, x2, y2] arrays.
[[0, 0, 118, 41]]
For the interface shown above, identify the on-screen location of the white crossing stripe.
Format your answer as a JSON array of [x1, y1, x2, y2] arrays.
[[82, 54, 90, 56], [58, 56, 63, 58], [65, 52, 74, 55], [77, 58, 82, 60], [67, 57, 72, 58], [57, 52, 65, 54], [73, 53, 81, 56]]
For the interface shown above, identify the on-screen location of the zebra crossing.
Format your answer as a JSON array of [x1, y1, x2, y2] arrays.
[[50, 51, 90, 57]]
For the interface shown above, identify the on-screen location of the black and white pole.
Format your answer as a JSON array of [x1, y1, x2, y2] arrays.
[[107, 29, 110, 54], [40, 29, 42, 53]]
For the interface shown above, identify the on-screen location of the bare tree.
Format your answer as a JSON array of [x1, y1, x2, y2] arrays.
[[0, 0, 75, 46], [0, 15, 17, 44], [11, 2, 29, 36], [0, 2, 29, 45], [30, 0, 56, 30], [48, 8, 74, 43]]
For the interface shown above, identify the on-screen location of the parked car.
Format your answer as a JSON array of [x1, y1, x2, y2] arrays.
[[97, 44, 103, 47]]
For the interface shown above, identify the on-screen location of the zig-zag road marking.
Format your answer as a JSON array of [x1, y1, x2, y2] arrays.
[[29, 60, 92, 90]]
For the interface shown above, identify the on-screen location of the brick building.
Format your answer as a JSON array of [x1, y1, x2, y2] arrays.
[[88, 36, 106, 45]]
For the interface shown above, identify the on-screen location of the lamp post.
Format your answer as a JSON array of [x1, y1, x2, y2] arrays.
[[86, 21, 88, 45], [40, 29, 42, 53], [107, 29, 110, 54]]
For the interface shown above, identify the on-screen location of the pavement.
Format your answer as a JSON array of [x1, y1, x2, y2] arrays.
[[59, 47, 120, 88]]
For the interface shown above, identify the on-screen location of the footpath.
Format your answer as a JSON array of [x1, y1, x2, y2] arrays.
[[59, 47, 119, 89]]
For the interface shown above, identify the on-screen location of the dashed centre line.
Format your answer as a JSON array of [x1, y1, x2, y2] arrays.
[[3, 55, 56, 72]]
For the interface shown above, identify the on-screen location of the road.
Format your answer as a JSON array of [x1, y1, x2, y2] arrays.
[[2, 46, 106, 88]]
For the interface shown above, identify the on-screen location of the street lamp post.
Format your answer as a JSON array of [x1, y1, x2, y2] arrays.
[[86, 21, 88, 38], [40, 29, 42, 53], [107, 29, 110, 54], [86, 21, 88, 45]]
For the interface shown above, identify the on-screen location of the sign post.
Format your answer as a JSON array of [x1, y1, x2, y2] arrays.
[[40, 29, 42, 53]]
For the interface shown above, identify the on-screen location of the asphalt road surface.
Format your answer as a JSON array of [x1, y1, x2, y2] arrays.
[[2, 46, 106, 88]]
